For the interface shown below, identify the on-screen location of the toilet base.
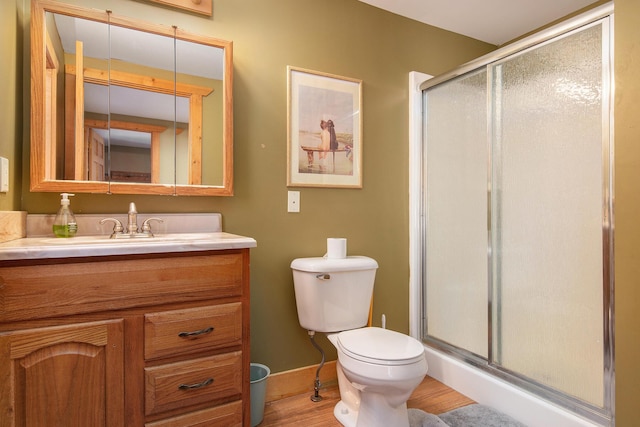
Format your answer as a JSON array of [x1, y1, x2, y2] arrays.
[[333, 397, 410, 427], [334, 401, 357, 427]]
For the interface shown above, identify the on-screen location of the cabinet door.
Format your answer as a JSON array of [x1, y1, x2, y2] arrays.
[[0, 319, 124, 427]]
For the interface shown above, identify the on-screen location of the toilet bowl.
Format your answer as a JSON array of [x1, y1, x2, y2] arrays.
[[328, 327, 428, 427], [291, 255, 428, 427]]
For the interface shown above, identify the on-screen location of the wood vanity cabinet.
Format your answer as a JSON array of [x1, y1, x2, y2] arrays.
[[0, 249, 251, 427]]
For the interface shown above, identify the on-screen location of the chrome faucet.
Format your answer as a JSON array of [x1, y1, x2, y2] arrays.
[[127, 202, 138, 235], [100, 202, 163, 239]]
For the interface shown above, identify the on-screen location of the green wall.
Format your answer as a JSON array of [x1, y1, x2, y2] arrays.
[[614, 0, 640, 424], [0, 0, 23, 211], [15, 0, 494, 371], [7, 0, 639, 424]]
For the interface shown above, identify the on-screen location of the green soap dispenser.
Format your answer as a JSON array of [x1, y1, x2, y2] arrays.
[[53, 193, 78, 238]]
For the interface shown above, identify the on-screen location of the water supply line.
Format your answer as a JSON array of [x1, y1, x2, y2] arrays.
[[308, 330, 325, 402]]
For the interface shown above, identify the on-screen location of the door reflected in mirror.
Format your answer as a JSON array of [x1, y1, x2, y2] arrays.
[[31, 0, 233, 196]]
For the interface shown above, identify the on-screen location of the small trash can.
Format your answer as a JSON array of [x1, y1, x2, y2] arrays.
[[250, 363, 270, 427]]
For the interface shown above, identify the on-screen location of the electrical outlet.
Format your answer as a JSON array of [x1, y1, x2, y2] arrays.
[[0, 157, 8, 192], [288, 191, 300, 213]]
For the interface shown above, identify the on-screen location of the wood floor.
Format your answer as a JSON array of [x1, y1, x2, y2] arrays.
[[260, 375, 475, 426]]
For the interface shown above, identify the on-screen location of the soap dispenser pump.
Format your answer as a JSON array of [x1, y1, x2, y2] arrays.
[[53, 193, 78, 238]]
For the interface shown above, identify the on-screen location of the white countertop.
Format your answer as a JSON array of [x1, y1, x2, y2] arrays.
[[0, 213, 256, 261], [0, 232, 257, 261]]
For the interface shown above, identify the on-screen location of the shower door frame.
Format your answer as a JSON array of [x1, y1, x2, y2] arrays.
[[412, 4, 614, 426]]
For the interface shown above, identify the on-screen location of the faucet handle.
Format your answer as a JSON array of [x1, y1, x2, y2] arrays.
[[141, 217, 164, 236], [100, 218, 124, 238]]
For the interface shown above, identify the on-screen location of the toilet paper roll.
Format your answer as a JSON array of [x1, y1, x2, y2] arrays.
[[327, 238, 347, 259]]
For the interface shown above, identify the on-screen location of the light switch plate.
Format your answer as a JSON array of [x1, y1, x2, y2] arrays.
[[288, 191, 300, 213], [0, 157, 8, 192]]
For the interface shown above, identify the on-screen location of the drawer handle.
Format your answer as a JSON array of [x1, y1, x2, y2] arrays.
[[178, 378, 214, 390], [178, 326, 214, 338]]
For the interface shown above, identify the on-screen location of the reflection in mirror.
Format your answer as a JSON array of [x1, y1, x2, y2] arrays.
[[107, 23, 176, 186], [176, 39, 225, 187], [44, 11, 110, 182], [31, 0, 234, 196]]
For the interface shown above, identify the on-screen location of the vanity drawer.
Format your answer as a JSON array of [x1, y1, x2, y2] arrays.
[[145, 351, 242, 416], [145, 303, 242, 360], [145, 401, 242, 427], [0, 253, 244, 322]]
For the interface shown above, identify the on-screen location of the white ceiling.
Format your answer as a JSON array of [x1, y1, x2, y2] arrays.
[[358, 0, 600, 45]]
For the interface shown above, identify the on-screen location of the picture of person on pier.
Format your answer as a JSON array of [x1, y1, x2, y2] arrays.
[[318, 119, 330, 169]]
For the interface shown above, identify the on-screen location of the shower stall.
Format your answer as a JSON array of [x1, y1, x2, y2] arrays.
[[416, 4, 613, 426]]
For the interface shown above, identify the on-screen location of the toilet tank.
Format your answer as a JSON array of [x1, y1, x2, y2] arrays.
[[291, 256, 378, 333]]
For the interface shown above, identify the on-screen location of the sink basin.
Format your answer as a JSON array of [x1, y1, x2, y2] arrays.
[[41, 235, 117, 245], [40, 233, 219, 245]]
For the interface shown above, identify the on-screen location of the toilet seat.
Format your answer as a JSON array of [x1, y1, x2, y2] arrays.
[[337, 327, 425, 366]]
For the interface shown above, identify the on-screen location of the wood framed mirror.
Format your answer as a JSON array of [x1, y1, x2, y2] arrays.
[[30, 0, 233, 196]]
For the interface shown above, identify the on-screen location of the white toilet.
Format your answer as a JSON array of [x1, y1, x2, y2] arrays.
[[291, 256, 428, 427]]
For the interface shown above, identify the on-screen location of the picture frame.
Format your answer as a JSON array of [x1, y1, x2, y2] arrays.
[[148, 0, 213, 16], [287, 66, 363, 188]]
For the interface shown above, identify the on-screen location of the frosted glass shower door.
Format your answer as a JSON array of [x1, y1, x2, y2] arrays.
[[424, 69, 488, 358], [490, 23, 606, 406], [422, 13, 612, 421]]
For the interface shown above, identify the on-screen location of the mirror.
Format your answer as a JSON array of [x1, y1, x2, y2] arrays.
[[30, 0, 233, 196]]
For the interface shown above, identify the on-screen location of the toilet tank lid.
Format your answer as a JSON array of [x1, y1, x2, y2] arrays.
[[291, 256, 378, 272]]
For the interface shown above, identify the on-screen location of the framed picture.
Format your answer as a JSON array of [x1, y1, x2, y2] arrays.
[[287, 66, 363, 188], [148, 0, 212, 16]]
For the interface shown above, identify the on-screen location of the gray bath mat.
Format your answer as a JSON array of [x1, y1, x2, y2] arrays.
[[409, 404, 527, 427], [408, 409, 449, 427]]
